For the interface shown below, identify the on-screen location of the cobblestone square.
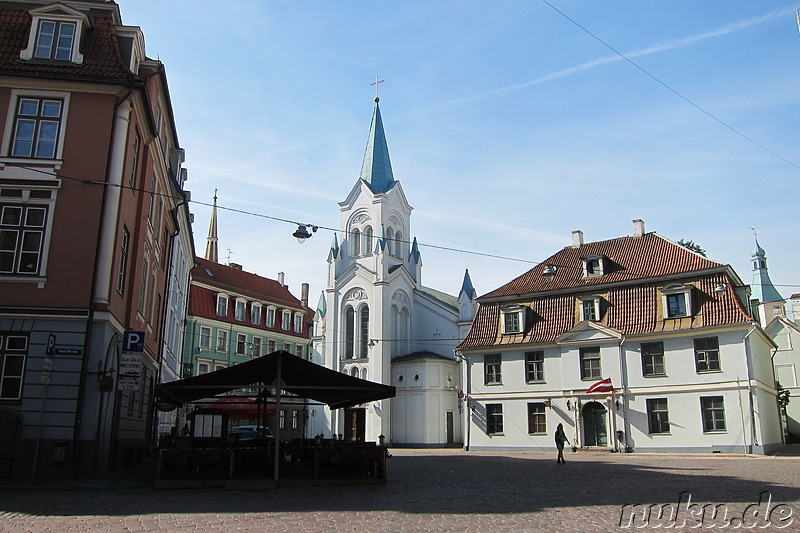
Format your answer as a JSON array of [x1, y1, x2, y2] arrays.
[[1, 449, 799, 532]]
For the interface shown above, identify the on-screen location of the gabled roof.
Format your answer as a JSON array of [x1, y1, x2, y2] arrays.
[[0, 9, 138, 83], [191, 257, 303, 310], [481, 232, 724, 299], [392, 351, 455, 363], [358, 101, 396, 194]]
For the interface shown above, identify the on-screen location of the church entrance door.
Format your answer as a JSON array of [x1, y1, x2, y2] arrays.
[[344, 408, 366, 441], [446, 412, 454, 445], [582, 401, 607, 447]]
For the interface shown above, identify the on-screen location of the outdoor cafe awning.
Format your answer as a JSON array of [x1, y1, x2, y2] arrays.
[[157, 350, 395, 410]]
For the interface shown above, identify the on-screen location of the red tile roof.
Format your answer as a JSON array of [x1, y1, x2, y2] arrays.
[[0, 9, 137, 83], [189, 257, 311, 339], [459, 233, 753, 350]]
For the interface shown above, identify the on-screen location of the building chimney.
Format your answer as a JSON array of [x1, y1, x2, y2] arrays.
[[229, 262, 242, 271], [301, 283, 309, 309], [633, 219, 645, 238], [572, 230, 584, 248], [277, 272, 285, 286]]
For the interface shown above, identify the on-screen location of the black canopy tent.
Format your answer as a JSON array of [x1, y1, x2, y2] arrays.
[[156, 350, 395, 481], [157, 350, 395, 409]]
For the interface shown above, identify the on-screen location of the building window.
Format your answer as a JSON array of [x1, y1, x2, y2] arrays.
[[199, 327, 211, 350], [197, 362, 209, 375], [695, 337, 720, 372], [345, 306, 355, 359], [216, 295, 228, 317], [217, 330, 227, 352], [34, 20, 76, 60], [0, 334, 28, 400], [283, 342, 291, 352], [583, 255, 605, 277], [394, 231, 403, 258], [280, 409, 287, 430], [351, 228, 361, 257], [701, 396, 726, 432], [641, 342, 665, 377], [363, 226, 373, 256], [0, 204, 49, 275], [486, 404, 503, 434], [581, 297, 600, 321], [294, 313, 303, 333], [525, 351, 544, 383], [647, 398, 670, 434], [267, 308, 275, 328], [236, 333, 247, 355], [281, 311, 291, 330], [251, 304, 261, 325], [295, 344, 304, 358], [500, 304, 524, 334], [292, 410, 300, 430], [117, 227, 129, 295], [267, 339, 276, 353], [137, 258, 149, 315], [580, 347, 601, 380], [359, 306, 369, 359], [10, 97, 63, 159], [527, 403, 546, 434], [129, 130, 140, 188], [661, 284, 692, 318], [484, 354, 501, 385], [235, 299, 246, 321], [252, 337, 261, 357]]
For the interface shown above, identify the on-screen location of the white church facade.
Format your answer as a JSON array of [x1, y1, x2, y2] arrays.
[[311, 98, 476, 446]]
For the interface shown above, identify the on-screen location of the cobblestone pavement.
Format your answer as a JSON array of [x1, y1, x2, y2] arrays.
[[1, 449, 799, 532]]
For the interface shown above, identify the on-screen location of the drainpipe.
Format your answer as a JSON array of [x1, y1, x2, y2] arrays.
[[770, 345, 785, 445], [742, 323, 759, 454], [617, 335, 630, 452]]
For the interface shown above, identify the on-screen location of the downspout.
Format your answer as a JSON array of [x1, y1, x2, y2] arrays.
[[743, 323, 758, 454], [72, 91, 134, 478], [617, 335, 630, 452], [770, 345, 785, 445]]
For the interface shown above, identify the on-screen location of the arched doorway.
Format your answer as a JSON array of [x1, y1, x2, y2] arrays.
[[582, 401, 607, 447]]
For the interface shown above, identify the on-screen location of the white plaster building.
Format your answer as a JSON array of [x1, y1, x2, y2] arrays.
[[311, 98, 476, 446], [458, 221, 783, 454]]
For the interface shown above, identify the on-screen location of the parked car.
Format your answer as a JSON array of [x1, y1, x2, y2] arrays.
[[228, 425, 273, 444]]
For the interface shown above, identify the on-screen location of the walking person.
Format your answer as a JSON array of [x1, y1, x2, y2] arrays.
[[555, 423, 570, 464]]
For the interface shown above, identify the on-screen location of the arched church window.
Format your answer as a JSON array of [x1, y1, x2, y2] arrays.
[[345, 306, 355, 359], [351, 229, 361, 257], [401, 308, 410, 356], [363, 226, 373, 256], [390, 305, 399, 358], [359, 305, 369, 359], [361, 368, 368, 380], [350, 367, 359, 377], [386, 228, 394, 256], [394, 231, 403, 258]]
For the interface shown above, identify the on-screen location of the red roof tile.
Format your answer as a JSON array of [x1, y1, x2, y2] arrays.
[[459, 233, 753, 350]]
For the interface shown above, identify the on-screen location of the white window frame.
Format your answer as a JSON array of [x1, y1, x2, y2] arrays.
[[251, 336, 262, 357], [216, 330, 228, 352], [216, 294, 228, 317], [266, 307, 276, 328], [236, 333, 247, 355], [0, 335, 28, 400], [199, 326, 211, 350], [661, 283, 692, 319], [583, 254, 605, 277], [294, 313, 303, 333], [580, 297, 600, 322], [234, 298, 246, 321], [1, 90, 71, 165], [196, 360, 210, 376], [281, 310, 291, 330], [251, 303, 262, 325], [500, 304, 525, 334], [19, 5, 88, 64]]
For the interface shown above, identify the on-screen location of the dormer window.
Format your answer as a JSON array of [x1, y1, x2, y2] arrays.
[[580, 297, 601, 322], [20, 5, 89, 64], [661, 284, 692, 318], [501, 304, 525, 334], [583, 255, 605, 277], [215, 294, 228, 317]]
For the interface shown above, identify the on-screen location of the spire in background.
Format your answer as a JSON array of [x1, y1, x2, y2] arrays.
[[205, 189, 219, 263], [751, 237, 784, 304], [359, 89, 396, 194], [459, 269, 476, 300]]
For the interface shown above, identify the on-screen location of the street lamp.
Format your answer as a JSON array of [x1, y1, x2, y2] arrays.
[[292, 224, 317, 244]]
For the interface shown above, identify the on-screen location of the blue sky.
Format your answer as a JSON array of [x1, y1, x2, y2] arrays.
[[120, 1, 800, 308]]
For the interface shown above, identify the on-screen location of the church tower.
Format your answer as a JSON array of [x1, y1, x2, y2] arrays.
[[204, 190, 219, 263], [750, 238, 785, 325], [313, 95, 476, 445]]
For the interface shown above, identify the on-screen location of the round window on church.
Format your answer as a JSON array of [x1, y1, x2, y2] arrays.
[[397, 374, 404, 383], [413, 373, 420, 382]]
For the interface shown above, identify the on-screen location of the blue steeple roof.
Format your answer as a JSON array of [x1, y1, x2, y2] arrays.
[[359, 100, 396, 194], [316, 291, 327, 318], [750, 239, 784, 304], [459, 269, 475, 300]]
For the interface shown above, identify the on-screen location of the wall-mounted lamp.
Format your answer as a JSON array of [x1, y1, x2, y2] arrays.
[[292, 224, 318, 244], [368, 339, 378, 347], [715, 283, 727, 293], [544, 398, 552, 408], [542, 264, 557, 276], [615, 398, 621, 411], [566, 399, 572, 411]]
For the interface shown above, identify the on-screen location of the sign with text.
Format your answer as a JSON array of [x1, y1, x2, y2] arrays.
[[119, 353, 142, 379], [122, 330, 145, 353]]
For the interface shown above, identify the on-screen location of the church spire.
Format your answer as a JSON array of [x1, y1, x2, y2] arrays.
[[359, 94, 396, 194], [205, 189, 219, 263], [750, 237, 783, 304]]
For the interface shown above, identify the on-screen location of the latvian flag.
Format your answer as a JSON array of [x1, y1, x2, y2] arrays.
[[586, 377, 613, 394]]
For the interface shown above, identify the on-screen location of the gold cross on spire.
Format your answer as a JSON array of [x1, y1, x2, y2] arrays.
[[371, 76, 384, 102]]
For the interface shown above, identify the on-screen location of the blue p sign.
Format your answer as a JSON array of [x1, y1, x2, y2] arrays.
[[46, 333, 56, 357], [123, 330, 145, 353]]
